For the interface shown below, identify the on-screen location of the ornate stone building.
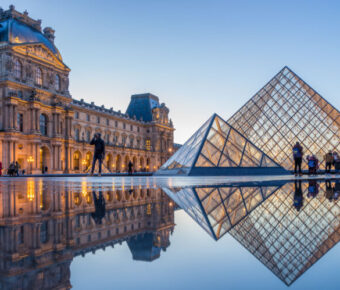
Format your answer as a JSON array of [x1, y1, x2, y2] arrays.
[[0, 179, 175, 289], [0, 6, 174, 174]]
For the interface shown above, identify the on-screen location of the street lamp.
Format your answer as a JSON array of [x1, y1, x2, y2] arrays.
[[27, 156, 34, 175], [82, 159, 87, 172]]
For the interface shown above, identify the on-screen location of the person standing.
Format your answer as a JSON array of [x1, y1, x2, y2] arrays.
[[90, 133, 105, 176], [128, 161, 133, 175], [15, 161, 20, 176], [0, 161, 2, 176], [292, 142, 303, 176], [324, 151, 334, 174]]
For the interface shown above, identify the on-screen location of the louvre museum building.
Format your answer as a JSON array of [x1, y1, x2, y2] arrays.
[[0, 6, 174, 174]]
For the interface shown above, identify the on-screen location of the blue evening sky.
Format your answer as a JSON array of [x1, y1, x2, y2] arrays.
[[3, 0, 340, 143]]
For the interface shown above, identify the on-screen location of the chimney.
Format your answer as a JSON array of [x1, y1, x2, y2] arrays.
[[43, 27, 55, 43]]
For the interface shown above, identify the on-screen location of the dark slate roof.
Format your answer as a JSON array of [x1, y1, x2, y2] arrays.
[[127, 233, 161, 262], [0, 18, 62, 61], [126, 93, 160, 122]]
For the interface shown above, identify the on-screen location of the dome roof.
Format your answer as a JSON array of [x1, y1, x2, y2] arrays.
[[0, 18, 62, 61]]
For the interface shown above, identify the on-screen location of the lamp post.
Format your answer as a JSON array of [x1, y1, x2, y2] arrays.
[[27, 156, 34, 175], [82, 159, 87, 172]]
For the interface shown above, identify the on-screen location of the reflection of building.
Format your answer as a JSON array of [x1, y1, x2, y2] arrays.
[[0, 6, 174, 174], [157, 114, 287, 175], [228, 67, 339, 170], [0, 179, 175, 289], [163, 180, 340, 286]]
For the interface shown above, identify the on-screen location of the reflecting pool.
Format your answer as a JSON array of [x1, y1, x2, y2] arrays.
[[0, 176, 339, 290]]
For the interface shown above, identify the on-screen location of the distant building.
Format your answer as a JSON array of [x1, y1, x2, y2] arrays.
[[0, 6, 174, 174]]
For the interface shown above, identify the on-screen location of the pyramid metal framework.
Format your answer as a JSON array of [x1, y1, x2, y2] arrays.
[[162, 183, 283, 240], [229, 181, 340, 285], [228, 66, 340, 170], [157, 114, 287, 175]]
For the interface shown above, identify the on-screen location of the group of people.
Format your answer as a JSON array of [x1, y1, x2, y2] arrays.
[[7, 161, 22, 176], [294, 180, 340, 211], [292, 142, 340, 176]]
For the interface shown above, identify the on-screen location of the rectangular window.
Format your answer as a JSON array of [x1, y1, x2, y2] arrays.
[[75, 112, 79, 119], [137, 127, 140, 133], [17, 113, 24, 132], [106, 118, 109, 126], [97, 116, 100, 124], [86, 114, 90, 121], [115, 121, 118, 127], [123, 123, 126, 130], [130, 125, 133, 131]]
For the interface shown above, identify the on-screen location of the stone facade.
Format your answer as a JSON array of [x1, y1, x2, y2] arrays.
[[0, 179, 175, 289], [0, 6, 174, 174]]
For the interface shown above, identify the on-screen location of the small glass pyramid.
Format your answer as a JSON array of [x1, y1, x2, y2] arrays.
[[157, 114, 287, 175], [162, 183, 283, 240]]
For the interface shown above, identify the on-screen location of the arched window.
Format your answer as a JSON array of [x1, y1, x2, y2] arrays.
[[14, 59, 22, 79], [40, 114, 48, 136], [75, 128, 80, 141], [86, 131, 91, 142], [55, 74, 60, 91], [35, 68, 42, 86]]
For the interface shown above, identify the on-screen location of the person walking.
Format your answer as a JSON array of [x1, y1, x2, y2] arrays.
[[324, 151, 334, 174], [128, 161, 133, 175], [292, 142, 303, 176], [90, 133, 105, 176]]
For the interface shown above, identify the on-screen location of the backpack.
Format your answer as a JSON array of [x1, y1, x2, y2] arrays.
[[293, 147, 301, 158], [308, 159, 316, 168]]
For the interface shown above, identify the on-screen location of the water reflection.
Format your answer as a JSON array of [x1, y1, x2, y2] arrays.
[[163, 179, 340, 286], [0, 180, 174, 289], [0, 178, 339, 289]]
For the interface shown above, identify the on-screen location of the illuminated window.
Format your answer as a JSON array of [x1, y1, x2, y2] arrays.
[[35, 67, 42, 86], [14, 59, 22, 79], [146, 139, 151, 151]]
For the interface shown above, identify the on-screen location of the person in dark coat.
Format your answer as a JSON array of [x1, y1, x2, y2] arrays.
[[90, 133, 105, 176], [91, 191, 106, 224], [294, 180, 303, 211], [128, 161, 133, 175], [292, 142, 303, 176]]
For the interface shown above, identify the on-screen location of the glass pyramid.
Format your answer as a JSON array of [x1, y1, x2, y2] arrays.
[[227, 66, 340, 170], [157, 114, 287, 175], [162, 183, 283, 240], [229, 181, 340, 285]]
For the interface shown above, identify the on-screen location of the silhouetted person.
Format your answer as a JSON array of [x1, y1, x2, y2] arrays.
[[15, 161, 20, 176], [334, 180, 340, 201], [294, 180, 303, 211], [325, 180, 334, 201], [307, 180, 319, 198], [91, 191, 106, 224], [293, 142, 303, 176], [0, 161, 2, 176], [44, 166, 48, 174], [128, 161, 133, 175], [324, 151, 333, 174], [90, 133, 105, 176]]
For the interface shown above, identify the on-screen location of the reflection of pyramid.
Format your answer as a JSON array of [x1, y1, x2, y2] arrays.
[[229, 182, 340, 285], [157, 114, 287, 175], [228, 66, 340, 170], [162, 183, 283, 240]]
